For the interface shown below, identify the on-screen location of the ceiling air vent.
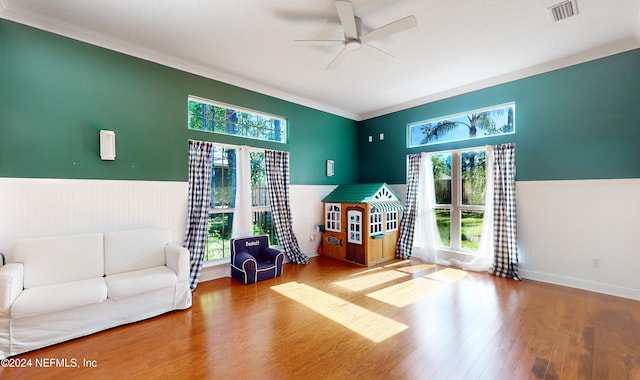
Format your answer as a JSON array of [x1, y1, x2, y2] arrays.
[[549, 0, 579, 22]]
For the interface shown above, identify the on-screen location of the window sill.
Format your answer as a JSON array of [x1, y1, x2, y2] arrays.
[[203, 258, 229, 268], [436, 248, 478, 262]]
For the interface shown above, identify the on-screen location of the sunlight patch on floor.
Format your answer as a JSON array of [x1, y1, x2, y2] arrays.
[[333, 270, 409, 291], [395, 263, 436, 274], [271, 282, 408, 343], [343, 266, 384, 277], [425, 268, 468, 283], [366, 277, 447, 308], [383, 260, 414, 268]]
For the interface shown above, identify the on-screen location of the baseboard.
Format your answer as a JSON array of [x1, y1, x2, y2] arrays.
[[520, 269, 640, 301]]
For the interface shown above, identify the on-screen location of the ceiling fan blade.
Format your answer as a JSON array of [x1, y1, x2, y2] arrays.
[[362, 44, 394, 61], [335, 0, 358, 40], [326, 47, 348, 70], [294, 40, 345, 46], [359, 15, 417, 44]]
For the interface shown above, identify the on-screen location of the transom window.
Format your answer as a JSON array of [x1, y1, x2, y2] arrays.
[[188, 96, 287, 144], [431, 148, 487, 252]]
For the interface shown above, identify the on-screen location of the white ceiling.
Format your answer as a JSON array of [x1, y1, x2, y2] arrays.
[[2, 0, 639, 120]]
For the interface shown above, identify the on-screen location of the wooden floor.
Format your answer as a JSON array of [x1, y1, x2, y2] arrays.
[[2, 257, 640, 380]]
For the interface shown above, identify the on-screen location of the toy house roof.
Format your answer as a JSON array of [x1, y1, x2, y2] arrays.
[[321, 183, 402, 204]]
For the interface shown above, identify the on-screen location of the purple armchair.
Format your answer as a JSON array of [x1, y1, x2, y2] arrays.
[[230, 235, 284, 284]]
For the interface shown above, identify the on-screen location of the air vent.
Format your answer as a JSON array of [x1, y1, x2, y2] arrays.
[[549, 0, 579, 22]]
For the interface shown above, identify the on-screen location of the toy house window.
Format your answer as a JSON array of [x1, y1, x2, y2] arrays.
[[348, 210, 362, 244], [370, 208, 383, 236], [385, 211, 398, 232], [325, 203, 341, 232]]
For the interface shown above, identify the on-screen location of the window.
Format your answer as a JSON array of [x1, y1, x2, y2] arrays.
[[205, 145, 277, 262], [325, 203, 341, 232], [188, 96, 287, 144], [431, 148, 486, 252], [407, 103, 515, 147], [370, 208, 383, 236], [385, 211, 398, 232]]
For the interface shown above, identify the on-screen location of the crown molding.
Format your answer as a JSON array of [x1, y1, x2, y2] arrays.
[[360, 39, 640, 121], [0, 6, 359, 121], [2, 3, 639, 122]]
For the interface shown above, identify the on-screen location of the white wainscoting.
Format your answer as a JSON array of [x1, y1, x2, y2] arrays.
[[0, 178, 188, 253], [517, 179, 640, 300], [290, 184, 337, 257], [381, 180, 640, 300], [5, 178, 635, 299], [0, 178, 335, 282]]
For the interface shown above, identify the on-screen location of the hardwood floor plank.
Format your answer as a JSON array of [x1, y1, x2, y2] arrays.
[[1, 257, 639, 380]]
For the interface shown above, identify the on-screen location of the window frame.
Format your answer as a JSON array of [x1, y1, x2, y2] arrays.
[[369, 208, 383, 236], [385, 211, 398, 232], [325, 203, 342, 232], [431, 146, 487, 254], [204, 142, 275, 266]]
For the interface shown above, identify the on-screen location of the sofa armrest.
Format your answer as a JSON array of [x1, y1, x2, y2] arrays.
[[261, 247, 283, 263], [0, 263, 24, 313], [233, 251, 257, 269], [165, 243, 190, 282]]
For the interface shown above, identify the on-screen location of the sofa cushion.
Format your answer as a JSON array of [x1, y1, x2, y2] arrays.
[[11, 233, 104, 289], [105, 266, 177, 299], [104, 228, 170, 275], [11, 277, 108, 319]]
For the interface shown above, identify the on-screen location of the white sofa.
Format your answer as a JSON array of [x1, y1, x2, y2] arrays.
[[0, 228, 192, 359]]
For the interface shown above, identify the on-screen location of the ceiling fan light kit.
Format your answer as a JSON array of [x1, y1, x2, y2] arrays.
[[295, 0, 417, 69]]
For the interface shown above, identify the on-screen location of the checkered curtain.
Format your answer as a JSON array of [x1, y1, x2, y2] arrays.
[[184, 140, 214, 290], [489, 143, 521, 280], [396, 153, 422, 259], [265, 150, 309, 264]]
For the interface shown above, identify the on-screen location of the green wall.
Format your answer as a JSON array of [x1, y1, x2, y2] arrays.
[[358, 48, 640, 183], [3, 19, 639, 186], [0, 19, 357, 185]]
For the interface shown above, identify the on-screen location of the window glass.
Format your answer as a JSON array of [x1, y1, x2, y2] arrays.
[[325, 203, 341, 232], [432, 153, 451, 205], [188, 97, 287, 144], [370, 209, 383, 235], [204, 145, 277, 262], [435, 208, 451, 248], [407, 103, 515, 147], [431, 148, 486, 253], [385, 211, 398, 232], [461, 211, 484, 251], [461, 150, 486, 206]]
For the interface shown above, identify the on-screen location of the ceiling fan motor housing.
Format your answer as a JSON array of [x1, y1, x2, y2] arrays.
[[345, 39, 362, 51]]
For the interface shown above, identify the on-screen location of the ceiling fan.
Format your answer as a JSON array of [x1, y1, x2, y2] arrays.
[[294, 0, 417, 70]]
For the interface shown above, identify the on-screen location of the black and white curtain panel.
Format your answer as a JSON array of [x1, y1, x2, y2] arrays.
[[184, 140, 214, 290], [489, 142, 521, 280], [396, 153, 422, 259], [265, 150, 309, 264]]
